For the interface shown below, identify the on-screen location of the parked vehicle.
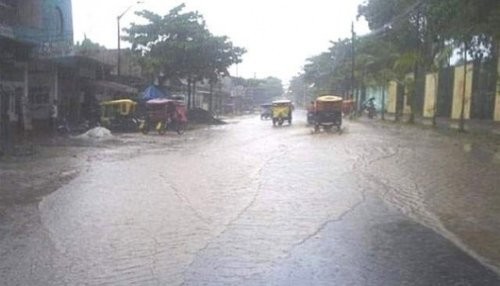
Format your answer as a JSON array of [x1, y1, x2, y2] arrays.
[[260, 103, 272, 120], [271, 100, 293, 126], [100, 99, 139, 131], [140, 99, 188, 135], [312, 95, 343, 132]]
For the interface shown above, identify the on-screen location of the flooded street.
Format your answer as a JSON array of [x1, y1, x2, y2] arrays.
[[1, 113, 499, 285]]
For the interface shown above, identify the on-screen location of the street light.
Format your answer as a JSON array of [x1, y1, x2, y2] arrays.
[[117, 1, 143, 77]]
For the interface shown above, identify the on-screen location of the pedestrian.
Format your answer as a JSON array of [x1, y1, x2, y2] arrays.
[[49, 99, 58, 133]]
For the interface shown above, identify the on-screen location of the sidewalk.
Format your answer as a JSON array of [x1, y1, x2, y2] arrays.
[[0, 132, 111, 206], [381, 114, 500, 136]]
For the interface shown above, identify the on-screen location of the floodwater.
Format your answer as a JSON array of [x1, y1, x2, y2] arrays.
[[0, 112, 499, 285]]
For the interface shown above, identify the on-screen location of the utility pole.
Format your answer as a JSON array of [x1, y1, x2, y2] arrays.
[[117, 17, 121, 76], [117, 1, 143, 77], [410, 6, 421, 124], [351, 21, 356, 111]]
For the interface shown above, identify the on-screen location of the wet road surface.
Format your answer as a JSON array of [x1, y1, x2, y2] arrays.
[[1, 112, 499, 285]]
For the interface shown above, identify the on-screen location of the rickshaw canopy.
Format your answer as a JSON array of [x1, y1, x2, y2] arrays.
[[315, 95, 343, 112], [272, 99, 292, 105], [143, 85, 168, 101], [100, 99, 137, 117], [145, 98, 188, 123], [101, 99, 137, 106], [316, 95, 343, 102], [146, 98, 173, 106]]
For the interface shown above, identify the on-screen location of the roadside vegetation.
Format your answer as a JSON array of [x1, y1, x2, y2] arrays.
[[289, 0, 500, 130], [123, 4, 246, 111]]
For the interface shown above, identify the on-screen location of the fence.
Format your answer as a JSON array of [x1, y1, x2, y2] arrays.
[[387, 60, 500, 122]]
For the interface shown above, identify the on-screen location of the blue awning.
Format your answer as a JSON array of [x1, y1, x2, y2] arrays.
[[142, 85, 169, 101]]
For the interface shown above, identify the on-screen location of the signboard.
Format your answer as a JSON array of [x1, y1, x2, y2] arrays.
[[35, 40, 73, 58]]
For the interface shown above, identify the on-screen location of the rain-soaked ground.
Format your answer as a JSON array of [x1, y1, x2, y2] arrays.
[[0, 112, 499, 285]]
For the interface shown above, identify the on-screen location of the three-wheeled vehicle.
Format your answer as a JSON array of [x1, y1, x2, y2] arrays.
[[272, 100, 293, 126], [260, 103, 272, 120], [100, 99, 139, 131], [313, 95, 343, 132], [140, 99, 188, 135]]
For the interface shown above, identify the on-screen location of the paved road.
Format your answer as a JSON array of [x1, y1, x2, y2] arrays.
[[1, 113, 499, 285]]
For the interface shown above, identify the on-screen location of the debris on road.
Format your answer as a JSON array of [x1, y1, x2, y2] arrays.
[[75, 127, 113, 141]]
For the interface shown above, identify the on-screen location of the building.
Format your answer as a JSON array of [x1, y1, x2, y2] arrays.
[[0, 1, 139, 154], [1, 0, 73, 151]]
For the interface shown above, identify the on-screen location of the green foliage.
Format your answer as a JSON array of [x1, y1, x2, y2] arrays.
[[300, 34, 399, 98], [288, 74, 313, 106], [301, 39, 356, 96], [234, 76, 284, 103], [75, 36, 106, 55], [295, 0, 500, 121], [123, 4, 246, 84]]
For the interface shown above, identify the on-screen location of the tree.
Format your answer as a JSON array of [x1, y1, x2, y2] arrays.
[[436, 0, 500, 131], [231, 77, 284, 105], [359, 0, 454, 123], [247, 77, 284, 104], [75, 36, 106, 56], [302, 39, 353, 97], [296, 0, 499, 125], [288, 74, 313, 107], [359, 0, 500, 125], [124, 4, 246, 109]]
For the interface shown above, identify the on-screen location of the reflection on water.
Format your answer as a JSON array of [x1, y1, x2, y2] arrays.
[[1, 114, 499, 284]]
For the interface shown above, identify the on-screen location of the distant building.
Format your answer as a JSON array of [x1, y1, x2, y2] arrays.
[[90, 49, 143, 79]]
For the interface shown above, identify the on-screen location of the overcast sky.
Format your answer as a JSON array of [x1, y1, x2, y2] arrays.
[[73, 0, 369, 84]]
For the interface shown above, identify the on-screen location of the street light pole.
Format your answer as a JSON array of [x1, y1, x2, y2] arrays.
[[117, 1, 143, 77], [351, 21, 356, 110], [117, 16, 121, 76]]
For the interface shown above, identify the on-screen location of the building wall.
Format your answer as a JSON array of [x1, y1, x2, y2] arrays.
[[17, 0, 43, 28], [423, 73, 438, 118], [387, 81, 398, 114], [403, 74, 413, 115], [495, 57, 500, 122], [451, 64, 473, 120], [15, 0, 73, 57]]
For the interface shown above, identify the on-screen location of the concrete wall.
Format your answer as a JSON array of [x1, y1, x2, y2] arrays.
[[17, 0, 43, 28], [423, 73, 438, 118], [403, 74, 413, 115], [451, 64, 473, 120], [495, 57, 500, 122], [387, 81, 398, 114], [15, 0, 73, 56]]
